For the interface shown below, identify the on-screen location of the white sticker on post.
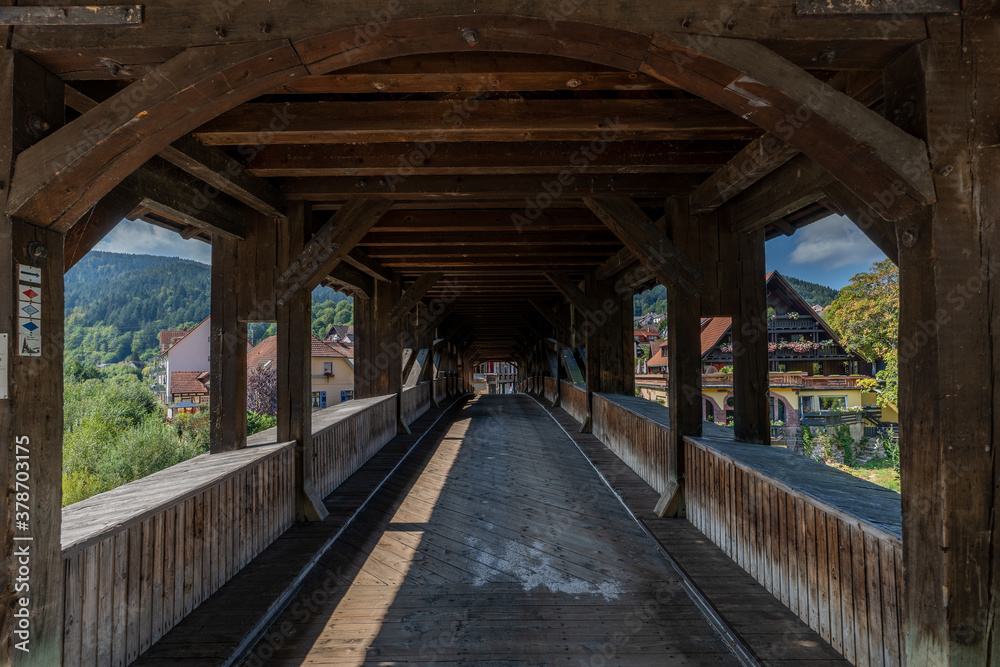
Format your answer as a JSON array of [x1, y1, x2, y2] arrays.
[[18, 264, 41, 286], [19, 332, 41, 357], [0, 333, 8, 399]]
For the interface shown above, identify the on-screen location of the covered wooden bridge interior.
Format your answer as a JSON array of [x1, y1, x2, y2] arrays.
[[0, 1, 996, 665]]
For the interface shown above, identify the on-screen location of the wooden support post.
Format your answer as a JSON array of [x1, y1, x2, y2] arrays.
[[355, 278, 408, 432], [277, 202, 327, 522], [656, 197, 703, 518], [0, 50, 65, 667], [210, 235, 247, 453], [581, 272, 633, 432], [886, 18, 1000, 665], [730, 228, 770, 445]]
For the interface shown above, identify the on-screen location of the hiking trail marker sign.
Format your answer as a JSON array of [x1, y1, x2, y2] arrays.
[[17, 264, 42, 357]]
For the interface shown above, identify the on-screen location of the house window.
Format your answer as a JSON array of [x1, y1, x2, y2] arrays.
[[819, 396, 847, 412], [323, 361, 334, 376], [341, 389, 354, 403], [801, 396, 815, 413], [312, 391, 327, 408], [704, 400, 715, 423], [770, 396, 786, 423]]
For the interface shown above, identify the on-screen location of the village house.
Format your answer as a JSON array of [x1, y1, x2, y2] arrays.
[[473, 361, 518, 394], [639, 271, 893, 428], [248, 335, 356, 408]]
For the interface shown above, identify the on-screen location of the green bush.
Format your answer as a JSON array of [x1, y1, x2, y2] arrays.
[[883, 434, 900, 471], [247, 411, 277, 436], [63, 376, 208, 506], [802, 425, 814, 458]]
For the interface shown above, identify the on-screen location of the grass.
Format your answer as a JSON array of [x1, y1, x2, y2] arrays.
[[829, 458, 900, 493]]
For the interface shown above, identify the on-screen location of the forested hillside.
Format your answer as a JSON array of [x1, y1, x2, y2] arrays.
[[64, 252, 354, 365], [64, 252, 838, 365], [783, 275, 839, 307]]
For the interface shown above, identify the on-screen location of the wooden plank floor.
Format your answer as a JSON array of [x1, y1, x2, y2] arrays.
[[247, 395, 741, 666], [132, 396, 470, 667], [537, 396, 851, 666]]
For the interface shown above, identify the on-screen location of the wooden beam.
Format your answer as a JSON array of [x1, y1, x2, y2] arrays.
[[656, 197, 702, 518], [584, 195, 701, 296], [796, 0, 958, 13], [64, 87, 286, 219], [6, 41, 304, 231], [344, 248, 393, 282], [277, 201, 328, 522], [210, 235, 247, 453], [195, 99, 757, 145], [275, 67, 674, 95], [120, 156, 248, 240], [642, 32, 936, 220], [64, 187, 142, 271], [276, 196, 391, 305], [281, 173, 706, 201], [689, 134, 801, 214], [731, 229, 770, 446], [159, 136, 286, 219], [544, 272, 600, 317], [7, 9, 927, 61], [388, 272, 443, 326], [822, 181, 899, 264], [247, 140, 735, 177], [0, 50, 66, 666], [724, 154, 835, 235], [328, 262, 374, 299], [595, 247, 639, 281], [0, 5, 143, 25]]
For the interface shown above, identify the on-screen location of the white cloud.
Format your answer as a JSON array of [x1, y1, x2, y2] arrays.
[[94, 218, 211, 264], [787, 215, 884, 269]]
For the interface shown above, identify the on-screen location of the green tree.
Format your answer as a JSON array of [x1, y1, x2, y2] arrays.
[[825, 259, 899, 406]]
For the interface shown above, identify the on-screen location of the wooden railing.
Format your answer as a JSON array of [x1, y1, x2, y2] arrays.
[[591, 393, 670, 493], [560, 380, 587, 424], [685, 437, 903, 667], [60, 434, 295, 666], [312, 395, 398, 498], [433, 376, 448, 404], [543, 376, 559, 404], [802, 375, 866, 389], [638, 373, 869, 390], [401, 382, 432, 426]]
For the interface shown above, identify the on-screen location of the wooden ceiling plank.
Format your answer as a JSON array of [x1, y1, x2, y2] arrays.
[[246, 140, 737, 177], [194, 99, 758, 145], [282, 173, 704, 200]]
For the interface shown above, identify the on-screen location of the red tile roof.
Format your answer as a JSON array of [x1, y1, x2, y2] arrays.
[[159, 330, 187, 348], [700, 317, 733, 356], [647, 340, 669, 368], [247, 336, 355, 371], [171, 371, 209, 395]]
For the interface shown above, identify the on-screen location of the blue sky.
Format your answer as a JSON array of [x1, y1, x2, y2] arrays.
[[765, 214, 885, 289], [95, 213, 884, 291], [95, 218, 212, 264]]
